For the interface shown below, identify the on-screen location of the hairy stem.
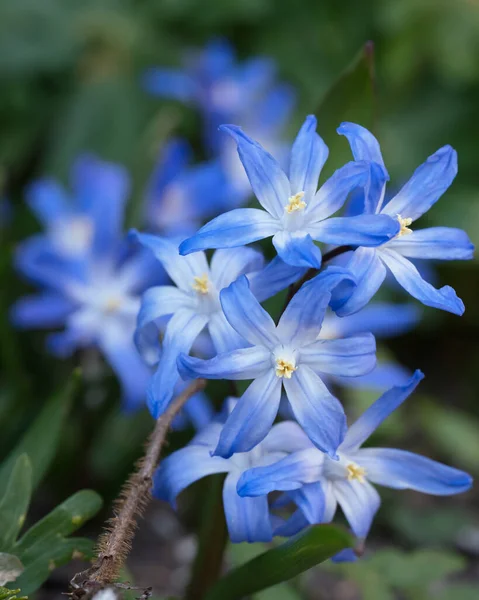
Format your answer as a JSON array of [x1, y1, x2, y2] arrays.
[[73, 379, 206, 591]]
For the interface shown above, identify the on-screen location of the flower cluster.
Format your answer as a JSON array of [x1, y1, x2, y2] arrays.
[[151, 115, 473, 550]]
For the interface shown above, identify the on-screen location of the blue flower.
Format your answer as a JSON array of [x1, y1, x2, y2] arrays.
[[170, 380, 214, 431], [179, 116, 401, 268], [131, 231, 306, 419], [142, 38, 291, 155], [144, 138, 243, 234], [178, 268, 377, 459], [237, 371, 473, 542], [11, 156, 161, 411], [331, 123, 474, 316], [320, 302, 421, 391], [154, 401, 308, 543]]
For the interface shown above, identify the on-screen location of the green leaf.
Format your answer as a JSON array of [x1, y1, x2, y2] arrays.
[[0, 587, 27, 600], [204, 525, 353, 600], [0, 554, 23, 587], [437, 584, 479, 600], [0, 370, 81, 496], [315, 42, 376, 177], [0, 456, 32, 551]]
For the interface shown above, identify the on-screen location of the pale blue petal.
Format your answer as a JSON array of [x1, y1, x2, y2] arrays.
[[135, 286, 193, 364], [238, 448, 323, 497], [336, 362, 411, 391], [273, 510, 309, 537], [387, 227, 474, 260], [380, 249, 465, 315], [341, 370, 424, 452], [210, 247, 264, 291], [207, 311, 247, 354], [277, 267, 356, 347], [131, 230, 209, 290], [272, 231, 322, 268], [179, 208, 280, 255], [284, 365, 346, 458], [142, 68, 195, 101], [220, 125, 290, 218], [247, 256, 307, 303], [307, 161, 370, 222], [147, 310, 209, 418], [301, 333, 376, 377], [358, 448, 473, 495], [332, 549, 358, 563], [330, 247, 387, 316], [382, 145, 457, 221], [153, 446, 231, 507], [220, 275, 279, 349], [289, 115, 328, 200], [25, 179, 70, 226], [213, 370, 282, 457], [309, 214, 400, 246], [223, 472, 273, 543], [178, 346, 271, 381], [334, 479, 381, 539], [288, 482, 326, 524], [11, 293, 76, 328], [261, 421, 313, 454]]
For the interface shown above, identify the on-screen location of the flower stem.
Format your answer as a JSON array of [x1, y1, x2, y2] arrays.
[[70, 379, 206, 594]]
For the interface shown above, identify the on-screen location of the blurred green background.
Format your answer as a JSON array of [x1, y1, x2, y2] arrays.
[[1, 0, 479, 598]]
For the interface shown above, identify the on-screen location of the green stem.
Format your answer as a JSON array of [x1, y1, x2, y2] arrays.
[[186, 474, 228, 600]]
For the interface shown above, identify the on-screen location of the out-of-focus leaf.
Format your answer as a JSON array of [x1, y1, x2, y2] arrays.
[[327, 560, 394, 600], [205, 525, 353, 600], [0, 554, 23, 586], [315, 42, 376, 176], [419, 400, 479, 474], [437, 584, 479, 600], [0, 371, 81, 497], [0, 456, 32, 551]]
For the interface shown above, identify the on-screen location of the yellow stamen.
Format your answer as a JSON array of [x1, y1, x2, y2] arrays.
[[397, 214, 413, 237], [346, 463, 367, 483], [105, 298, 122, 313], [192, 274, 209, 294], [285, 191, 307, 214], [275, 358, 297, 379]]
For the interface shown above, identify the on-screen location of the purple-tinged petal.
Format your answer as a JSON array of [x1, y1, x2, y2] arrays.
[[142, 68, 195, 102], [11, 293, 76, 329], [25, 179, 70, 226]]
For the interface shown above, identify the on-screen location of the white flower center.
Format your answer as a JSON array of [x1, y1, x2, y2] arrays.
[[275, 357, 297, 379], [192, 274, 209, 295], [397, 214, 413, 237], [285, 191, 307, 214], [346, 463, 367, 483]]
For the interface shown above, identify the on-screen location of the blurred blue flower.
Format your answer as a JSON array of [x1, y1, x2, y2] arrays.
[[179, 116, 400, 268], [178, 268, 376, 459], [171, 380, 214, 431], [238, 370, 473, 543], [11, 155, 163, 411], [154, 399, 308, 543], [143, 38, 293, 156], [331, 123, 474, 316], [131, 231, 306, 419]]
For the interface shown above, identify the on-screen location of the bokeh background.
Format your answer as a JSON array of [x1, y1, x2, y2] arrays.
[[1, 1, 479, 598]]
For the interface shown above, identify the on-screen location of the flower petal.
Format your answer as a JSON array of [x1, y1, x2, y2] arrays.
[[358, 448, 473, 495], [147, 310, 209, 418], [380, 249, 465, 315], [223, 471, 273, 543], [341, 369, 424, 452], [330, 247, 387, 316], [307, 161, 370, 222], [11, 293, 76, 328], [178, 345, 271, 381], [247, 256, 307, 303], [153, 446, 231, 507], [336, 362, 411, 391], [289, 115, 328, 200], [261, 421, 313, 454], [131, 231, 209, 290], [334, 479, 381, 539], [213, 370, 282, 457], [381, 145, 457, 221], [220, 125, 290, 218], [301, 333, 376, 377], [310, 214, 400, 247], [220, 275, 279, 349], [272, 231, 322, 268], [179, 208, 280, 255], [142, 68, 195, 101], [210, 247, 264, 291], [25, 179, 70, 226], [284, 365, 346, 458], [237, 448, 323, 497], [207, 311, 247, 354], [288, 481, 326, 524], [387, 227, 474, 260]]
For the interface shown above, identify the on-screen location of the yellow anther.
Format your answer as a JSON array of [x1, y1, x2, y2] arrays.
[[397, 214, 413, 237], [285, 191, 307, 214], [346, 463, 367, 483], [275, 358, 297, 379], [105, 298, 122, 313], [192, 274, 209, 294]]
